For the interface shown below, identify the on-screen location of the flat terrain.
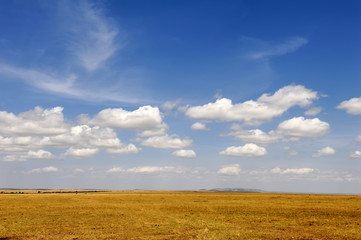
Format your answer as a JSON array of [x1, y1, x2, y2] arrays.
[[0, 191, 360, 239]]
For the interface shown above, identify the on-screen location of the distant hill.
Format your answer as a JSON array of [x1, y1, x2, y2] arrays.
[[204, 188, 264, 193]]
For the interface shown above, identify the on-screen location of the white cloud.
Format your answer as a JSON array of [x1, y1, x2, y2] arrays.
[[304, 107, 322, 116], [78, 106, 166, 131], [226, 124, 279, 144], [271, 167, 314, 174], [250, 37, 308, 60], [277, 117, 330, 139], [0, 107, 146, 159], [289, 151, 298, 156], [0, 63, 142, 103], [220, 143, 267, 157], [312, 147, 336, 157], [137, 128, 169, 138], [74, 168, 85, 173], [27, 150, 53, 159], [162, 100, 181, 111], [217, 164, 241, 175], [126, 166, 177, 173], [2, 149, 53, 162], [107, 166, 181, 174], [106, 144, 141, 154], [337, 97, 361, 115], [191, 122, 209, 131], [0, 106, 67, 136], [141, 134, 192, 149], [2, 155, 26, 162], [65, 147, 99, 158], [65, 0, 120, 72], [0, 136, 38, 154], [350, 150, 361, 159], [107, 167, 124, 173], [30, 166, 58, 173], [41, 124, 140, 155], [172, 149, 196, 158], [186, 85, 318, 125], [356, 135, 361, 142], [226, 117, 330, 145]]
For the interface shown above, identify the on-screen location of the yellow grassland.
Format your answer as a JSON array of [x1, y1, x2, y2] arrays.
[[0, 191, 360, 239]]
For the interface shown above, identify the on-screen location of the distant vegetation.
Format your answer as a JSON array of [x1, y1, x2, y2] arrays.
[[0, 191, 360, 239]]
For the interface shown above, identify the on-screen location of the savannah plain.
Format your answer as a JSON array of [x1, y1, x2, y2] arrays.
[[0, 191, 360, 239]]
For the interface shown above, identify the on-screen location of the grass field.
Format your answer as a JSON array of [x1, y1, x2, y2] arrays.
[[0, 191, 360, 239]]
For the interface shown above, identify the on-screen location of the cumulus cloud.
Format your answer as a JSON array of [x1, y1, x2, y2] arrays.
[[106, 144, 140, 154], [27, 150, 53, 159], [217, 164, 241, 175], [65, 147, 99, 158], [0, 106, 67, 136], [337, 97, 361, 115], [172, 149, 196, 158], [277, 117, 330, 139], [226, 124, 279, 144], [30, 166, 58, 173], [312, 147, 336, 157], [226, 117, 330, 144], [0, 136, 38, 154], [141, 135, 192, 149], [186, 85, 318, 125], [40, 124, 140, 155], [350, 151, 361, 158], [304, 107, 322, 116], [191, 122, 209, 131], [271, 167, 314, 174], [78, 106, 167, 131], [220, 143, 267, 157]]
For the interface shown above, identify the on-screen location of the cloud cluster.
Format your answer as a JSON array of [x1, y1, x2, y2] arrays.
[[0, 106, 67, 136], [140, 135, 192, 149], [186, 85, 318, 125], [0, 104, 192, 161], [220, 143, 267, 157], [227, 117, 330, 145]]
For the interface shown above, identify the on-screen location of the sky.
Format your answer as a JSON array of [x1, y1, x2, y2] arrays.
[[0, 0, 361, 194]]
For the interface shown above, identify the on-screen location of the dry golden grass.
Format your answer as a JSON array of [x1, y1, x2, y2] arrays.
[[0, 191, 360, 239]]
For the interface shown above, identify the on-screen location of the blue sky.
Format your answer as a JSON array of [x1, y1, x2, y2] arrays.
[[0, 0, 361, 193]]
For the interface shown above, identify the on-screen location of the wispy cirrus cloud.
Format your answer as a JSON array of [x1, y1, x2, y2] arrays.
[[0, 1, 147, 104], [250, 37, 308, 60], [63, 0, 121, 71], [0, 63, 142, 103]]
